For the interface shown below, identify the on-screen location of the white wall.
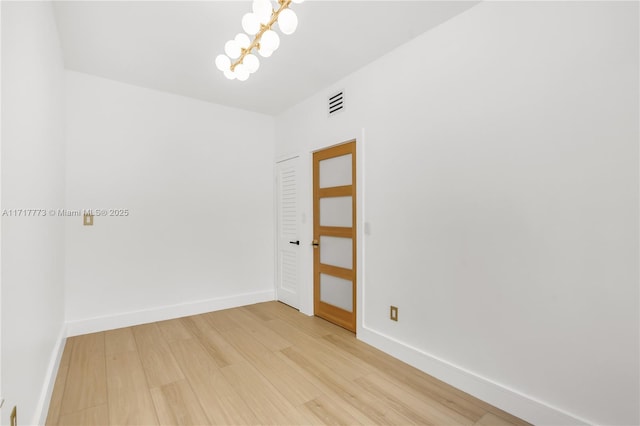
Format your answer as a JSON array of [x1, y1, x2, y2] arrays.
[[275, 2, 639, 425], [1, 2, 67, 425], [64, 71, 275, 334]]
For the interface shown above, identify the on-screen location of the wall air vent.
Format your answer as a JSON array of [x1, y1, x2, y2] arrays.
[[328, 90, 345, 116]]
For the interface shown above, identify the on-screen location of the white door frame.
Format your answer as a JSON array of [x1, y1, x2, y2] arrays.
[[0, 0, 4, 408], [299, 128, 366, 333]]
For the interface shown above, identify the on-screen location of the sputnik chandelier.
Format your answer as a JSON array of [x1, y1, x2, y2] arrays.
[[215, 0, 304, 81]]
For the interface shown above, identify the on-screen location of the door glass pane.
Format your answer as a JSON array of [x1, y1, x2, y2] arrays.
[[320, 196, 352, 227], [320, 236, 352, 269], [319, 154, 352, 188], [320, 274, 353, 312]]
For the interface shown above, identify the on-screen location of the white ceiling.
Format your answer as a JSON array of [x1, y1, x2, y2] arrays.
[[53, 1, 478, 115]]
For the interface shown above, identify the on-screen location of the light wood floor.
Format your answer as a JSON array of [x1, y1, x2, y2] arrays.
[[46, 302, 529, 426]]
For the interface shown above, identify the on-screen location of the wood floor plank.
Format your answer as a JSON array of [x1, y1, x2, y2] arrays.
[[201, 309, 243, 333], [272, 405, 326, 426], [269, 318, 373, 375], [132, 323, 185, 388], [240, 301, 287, 320], [267, 301, 354, 338], [269, 319, 378, 377], [307, 314, 356, 336], [226, 307, 293, 351], [266, 317, 318, 346], [179, 316, 244, 367], [45, 338, 74, 426], [293, 405, 331, 426], [280, 346, 414, 424], [218, 326, 273, 365], [247, 350, 323, 406], [282, 332, 371, 381], [106, 350, 159, 425], [486, 410, 530, 426], [181, 313, 216, 335], [60, 333, 107, 415], [323, 332, 530, 425], [262, 303, 336, 338], [105, 327, 136, 356], [150, 379, 210, 426], [169, 338, 218, 378], [475, 412, 520, 426], [323, 331, 488, 421], [242, 302, 280, 322], [355, 372, 475, 425], [130, 323, 165, 347], [170, 338, 259, 425], [58, 404, 109, 426], [302, 395, 364, 426], [220, 360, 297, 423], [155, 318, 193, 343]]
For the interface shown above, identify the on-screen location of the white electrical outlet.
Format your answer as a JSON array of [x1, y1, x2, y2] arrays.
[[390, 305, 398, 321]]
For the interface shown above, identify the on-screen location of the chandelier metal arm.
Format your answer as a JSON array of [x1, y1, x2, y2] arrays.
[[230, 0, 292, 71]]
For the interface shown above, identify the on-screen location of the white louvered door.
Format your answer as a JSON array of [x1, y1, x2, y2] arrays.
[[276, 157, 300, 308]]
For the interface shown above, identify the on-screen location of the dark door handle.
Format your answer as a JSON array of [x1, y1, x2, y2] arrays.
[[289, 240, 300, 245]]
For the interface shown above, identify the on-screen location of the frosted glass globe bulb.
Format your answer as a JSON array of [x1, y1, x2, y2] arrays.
[[242, 13, 260, 35], [277, 9, 298, 35], [244, 54, 260, 73], [215, 54, 230, 71], [235, 63, 250, 81], [253, 0, 273, 24], [224, 40, 241, 59], [258, 46, 273, 58], [261, 30, 280, 52], [235, 33, 251, 49]]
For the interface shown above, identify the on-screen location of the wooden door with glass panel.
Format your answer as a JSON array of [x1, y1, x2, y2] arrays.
[[313, 141, 356, 332]]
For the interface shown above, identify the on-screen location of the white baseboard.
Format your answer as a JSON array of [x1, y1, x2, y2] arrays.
[[357, 325, 591, 426], [66, 290, 275, 336], [33, 324, 67, 426]]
